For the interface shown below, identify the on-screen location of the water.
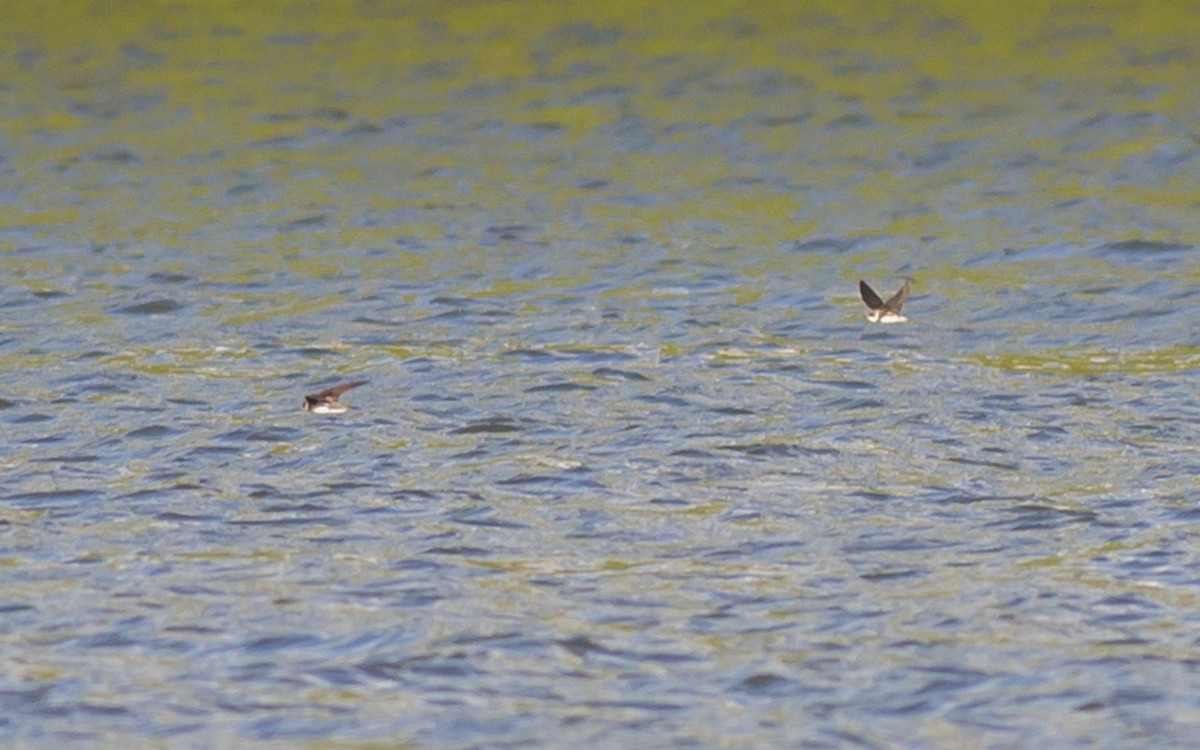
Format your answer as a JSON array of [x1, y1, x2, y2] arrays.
[[4, 1, 1200, 747]]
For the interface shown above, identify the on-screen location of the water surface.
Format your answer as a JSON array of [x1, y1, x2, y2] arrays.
[[4, 1, 1200, 747]]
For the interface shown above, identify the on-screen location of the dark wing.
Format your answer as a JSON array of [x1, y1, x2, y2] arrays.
[[884, 280, 911, 312], [858, 280, 885, 310], [324, 380, 369, 398], [309, 380, 369, 400]]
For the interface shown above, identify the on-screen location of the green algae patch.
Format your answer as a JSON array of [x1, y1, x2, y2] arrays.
[[968, 346, 1200, 375]]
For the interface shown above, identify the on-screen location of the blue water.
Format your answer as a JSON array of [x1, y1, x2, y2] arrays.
[[4, 2, 1200, 747]]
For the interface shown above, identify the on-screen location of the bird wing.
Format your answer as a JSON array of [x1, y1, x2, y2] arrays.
[[884, 280, 911, 312], [324, 380, 369, 397], [308, 380, 369, 400], [859, 280, 885, 310]]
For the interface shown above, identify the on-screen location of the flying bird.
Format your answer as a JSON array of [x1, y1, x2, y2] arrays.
[[303, 381, 369, 415], [858, 279, 912, 324]]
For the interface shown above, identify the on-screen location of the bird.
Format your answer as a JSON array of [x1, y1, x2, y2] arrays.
[[303, 381, 368, 414], [858, 279, 912, 323]]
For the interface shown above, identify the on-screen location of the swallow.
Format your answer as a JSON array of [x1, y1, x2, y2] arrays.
[[303, 380, 368, 414], [859, 279, 912, 323]]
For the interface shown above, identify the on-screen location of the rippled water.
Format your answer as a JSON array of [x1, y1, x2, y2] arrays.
[[5, 1, 1200, 747]]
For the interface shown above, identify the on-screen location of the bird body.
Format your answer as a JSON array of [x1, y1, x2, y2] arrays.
[[859, 279, 911, 323], [303, 381, 368, 414]]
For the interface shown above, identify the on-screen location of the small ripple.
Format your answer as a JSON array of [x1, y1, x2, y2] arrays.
[[2, 489, 103, 508], [843, 536, 956, 554], [732, 672, 807, 697], [230, 518, 341, 528], [125, 424, 182, 439], [636, 393, 691, 407], [359, 655, 483, 681], [293, 346, 342, 357], [387, 489, 441, 501], [946, 455, 1020, 471], [987, 503, 1100, 530], [496, 473, 571, 486], [828, 397, 885, 410], [110, 299, 183, 315], [525, 382, 596, 393], [451, 417, 522, 434], [244, 634, 321, 652], [147, 271, 192, 283], [260, 502, 330, 512], [185, 445, 243, 457], [669, 448, 717, 458], [708, 405, 755, 415], [12, 413, 55, 424], [1093, 239, 1191, 262], [449, 509, 531, 529], [155, 511, 222, 522], [860, 568, 925, 582], [501, 347, 556, 360], [811, 378, 876, 390], [1027, 426, 1069, 441], [424, 546, 491, 556], [31, 453, 99, 463], [216, 426, 303, 442], [592, 367, 650, 381], [717, 442, 838, 458], [781, 236, 876, 255]]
